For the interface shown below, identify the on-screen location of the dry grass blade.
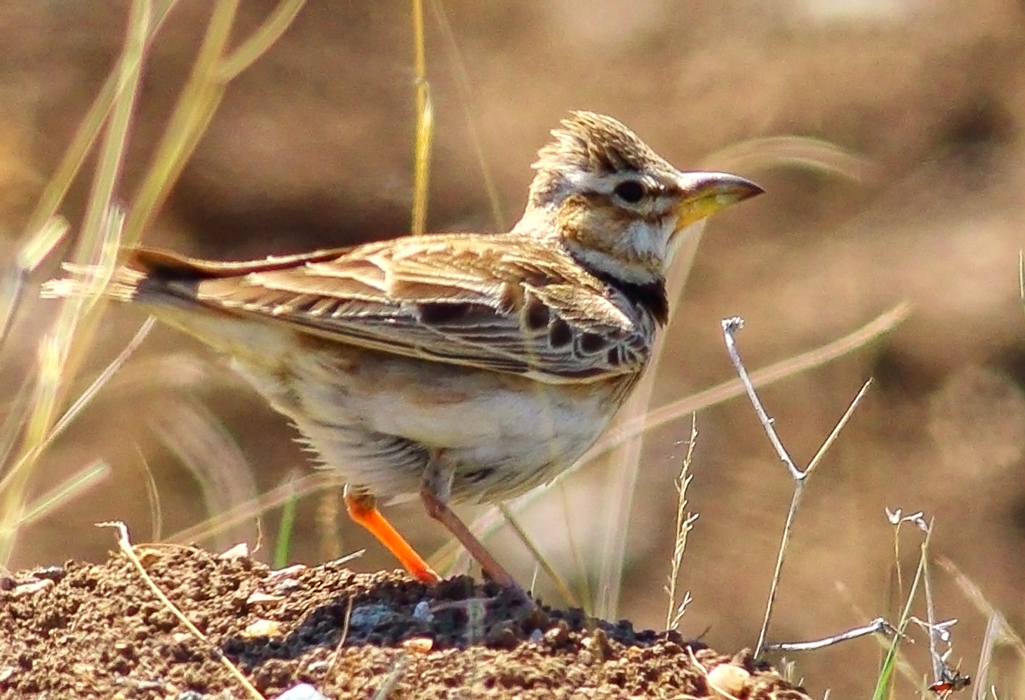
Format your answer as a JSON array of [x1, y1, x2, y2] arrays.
[[0, 0, 152, 564], [147, 395, 260, 551], [410, 0, 432, 237], [1, 460, 111, 535], [123, 0, 307, 242], [936, 556, 1025, 661], [0, 205, 127, 564], [701, 136, 877, 183], [134, 444, 164, 541], [427, 0, 505, 228], [21, 0, 178, 238], [48, 317, 156, 444], [496, 503, 580, 608], [168, 471, 345, 546], [2, 0, 307, 565], [0, 217, 69, 351], [217, 0, 307, 80], [122, 0, 239, 241], [973, 613, 1003, 700]]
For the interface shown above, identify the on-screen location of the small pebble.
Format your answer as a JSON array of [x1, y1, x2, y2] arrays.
[[707, 663, 752, 699], [277, 682, 329, 700], [412, 600, 434, 621]]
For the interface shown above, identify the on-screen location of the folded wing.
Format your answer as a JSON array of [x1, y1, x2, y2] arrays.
[[129, 234, 653, 384]]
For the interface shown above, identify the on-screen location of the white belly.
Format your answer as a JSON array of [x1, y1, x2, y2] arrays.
[[234, 338, 620, 503]]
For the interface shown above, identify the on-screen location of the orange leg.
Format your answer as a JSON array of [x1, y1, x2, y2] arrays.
[[344, 489, 440, 584]]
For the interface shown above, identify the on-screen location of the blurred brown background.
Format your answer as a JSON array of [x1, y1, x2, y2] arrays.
[[3, 0, 1025, 696]]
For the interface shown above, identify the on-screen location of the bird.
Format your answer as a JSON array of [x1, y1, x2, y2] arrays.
[[45, 111, 762, 592]]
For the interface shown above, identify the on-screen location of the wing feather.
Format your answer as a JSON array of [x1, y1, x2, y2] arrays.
[[133, 234, 653, 383]]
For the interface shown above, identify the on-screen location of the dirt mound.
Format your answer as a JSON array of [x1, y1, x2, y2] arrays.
[[0, 546, 808, 699]]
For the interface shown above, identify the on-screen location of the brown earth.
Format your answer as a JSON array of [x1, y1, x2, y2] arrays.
[[1, 1, 1024, 697], [0, 546, 808, 700]]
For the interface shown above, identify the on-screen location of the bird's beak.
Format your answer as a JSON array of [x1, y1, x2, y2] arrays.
[[673, 171, 763, 231]]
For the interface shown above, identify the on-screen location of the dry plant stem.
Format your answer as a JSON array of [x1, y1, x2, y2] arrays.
[[372, 654, 411, 700], [427, 0, 505, 228], [7, 460, 110, 533], [722, 317, 873, 658], [0, 0, 150, 546], [595, 222, 709, 619], [497, 503, 579, 607], [410, 0, 432, 237], [937, 555, 1025, 658], [123, 0, 239, 240], [1, 317, 151, 536], [124, 0, 307, 241], [216, 0, 307, 80], [907, 517, 969, 693], [1019, 251, 1024, 303], [972, 613, 1002, 700], [326, 595, 355, 677], [167, 471, 347, 545], [134, 444, 164, 541], [21, 0, 177, 238], [872, 524, 931, 700], [102, 521, 266, 700], [0, 217, 69, 352], [762, 617, 899, 653], [664, 414, 698, 631], [920, 520, 945, 683], [722, 317, 801, 481], [48, 317, 156, 443]]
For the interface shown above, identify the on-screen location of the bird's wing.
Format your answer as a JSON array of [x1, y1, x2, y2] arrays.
[[129, 234, 653, 384]]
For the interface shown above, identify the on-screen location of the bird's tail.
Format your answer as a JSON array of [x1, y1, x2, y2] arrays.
[[41, 262, 147, 304]]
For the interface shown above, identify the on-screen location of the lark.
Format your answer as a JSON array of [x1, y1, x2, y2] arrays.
[[45, 112, 761, 590]]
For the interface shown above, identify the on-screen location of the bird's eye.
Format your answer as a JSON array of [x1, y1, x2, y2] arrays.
[[613, 180, 646, 204]]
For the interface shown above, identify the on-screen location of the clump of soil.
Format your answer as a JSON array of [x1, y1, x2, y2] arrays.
[[0, 546, 810, 699]]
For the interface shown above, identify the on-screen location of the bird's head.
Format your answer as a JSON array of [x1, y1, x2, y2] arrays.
[[515, 111, 762, 286]]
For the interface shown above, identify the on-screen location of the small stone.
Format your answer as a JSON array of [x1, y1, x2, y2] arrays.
[[9, 579, 53, 598], [411, 600, 434, 621], [246, 591, 284, 606], [277, 683, 329, 700], [243, 619, 283, 638], [707, 663, 752, 699], [217, 543, 250, 559], [402, 637, 433, 653]]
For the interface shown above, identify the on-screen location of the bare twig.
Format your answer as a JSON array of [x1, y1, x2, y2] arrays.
[[722, 317, 872, 657], [763, 617, 900, 653], [326, 595, 355, 676]]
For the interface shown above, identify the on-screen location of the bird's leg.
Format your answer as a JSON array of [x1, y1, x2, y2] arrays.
[[420, 455, 520, 592], [343, 485, 440, 584]]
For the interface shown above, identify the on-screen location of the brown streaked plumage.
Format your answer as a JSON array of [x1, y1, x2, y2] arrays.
[[44, 112, 762, 592]]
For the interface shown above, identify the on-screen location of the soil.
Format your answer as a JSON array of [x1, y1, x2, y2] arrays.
[[3, 1, 1025, 697], [0, 546, 808, 700]]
